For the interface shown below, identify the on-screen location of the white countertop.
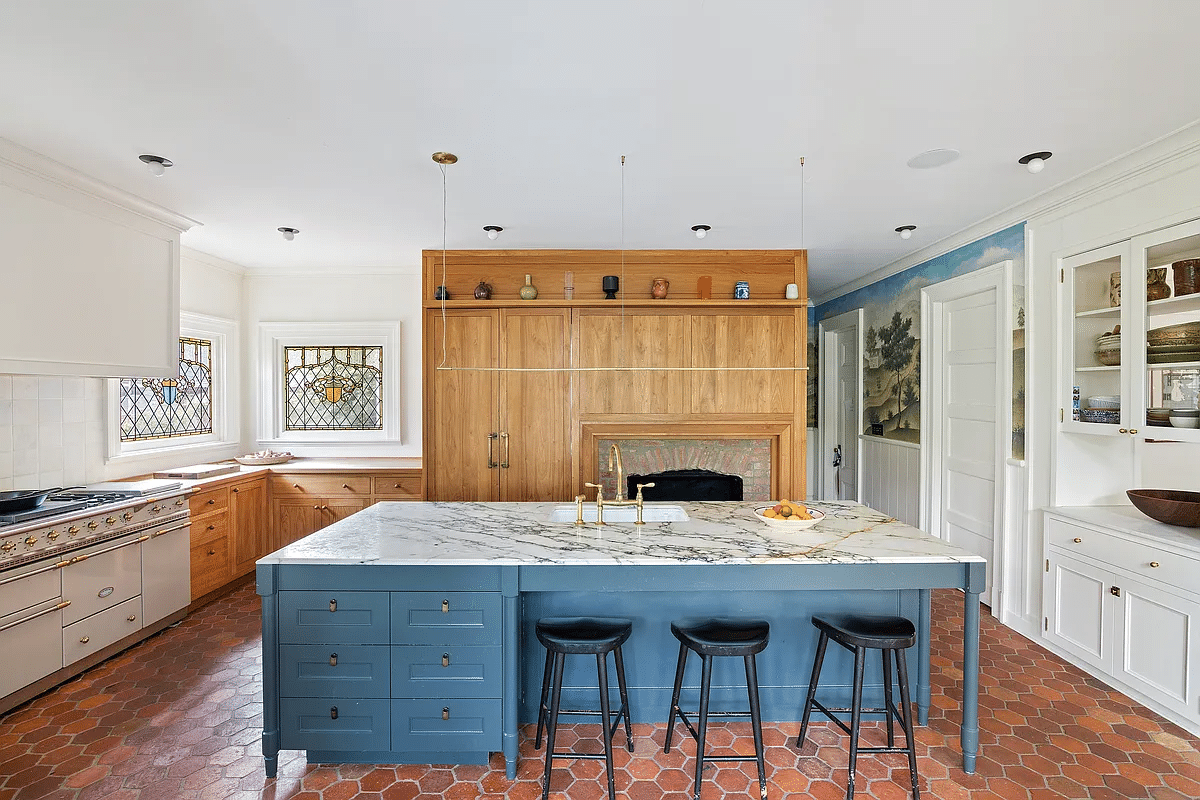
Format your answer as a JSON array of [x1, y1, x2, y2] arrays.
[[258, 500, 987, 567], [1046, 505, 1200, 556]]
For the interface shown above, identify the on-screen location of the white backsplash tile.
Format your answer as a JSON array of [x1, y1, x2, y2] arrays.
[[12, 400, 37, 427], [38, 424, 63, 448], [0, 376, 11, 400], [38, 377, 62, 399], [62, 378, 86, 399], [0, 374, 113, 488], [12, 376, 38, 400], [39, 399, 63, 425]]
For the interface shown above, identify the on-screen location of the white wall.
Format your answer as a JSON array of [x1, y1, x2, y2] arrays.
[[0, 248, 247, 488], [245, 269, 423, 456]]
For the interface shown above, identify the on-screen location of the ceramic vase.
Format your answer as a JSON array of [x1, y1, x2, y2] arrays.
[[474, 280, 492, 300], [651, 277, 669, 299], [519, 274, 538, 300], [1147, 268, 1170, 301]]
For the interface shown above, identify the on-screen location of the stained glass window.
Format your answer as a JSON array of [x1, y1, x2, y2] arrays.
[[283, 346, 383, 431], [119, 338, 213, 441]]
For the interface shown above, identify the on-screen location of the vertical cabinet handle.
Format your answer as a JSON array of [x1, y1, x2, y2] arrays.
[[500, 432, 510, 469], [487, 432, 499, 469], [442, 653, 450, 667], [330, 653, 338, 667], [441, 599, 449, 613], [329, 599, 338, 612], [442, 707, 450, 720], [330, 706, 338, 720]]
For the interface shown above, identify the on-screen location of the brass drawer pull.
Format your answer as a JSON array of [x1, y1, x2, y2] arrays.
[[1073, 538, 1082, 543], [330, 653, 338, 667], [442, 600, 449, 613], [442, 653, 450, 667], [330, 599, 337, 612], [294, 483, 301, 488], [330, 706, 338, 720], [208, 499, 215, 505], [342, 483, 350, 489], [207, 524, 215, 531], [442, 707, 450, 720], [1150, 561, 1160, 568], [80, 636, 90, 644], [127, 614, 137, 622], [207, 549, 216, 556], [232, 487, 239, 493]]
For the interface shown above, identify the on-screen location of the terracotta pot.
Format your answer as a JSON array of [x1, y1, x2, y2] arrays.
[[1147, 268, 1170, 301], [1173, 259, 1200, 297], [651, 278, 669, 299]]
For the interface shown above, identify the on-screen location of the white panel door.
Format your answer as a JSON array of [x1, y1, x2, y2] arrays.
[[940, 289, 999, 600], [1115, 579, 1200, 719], [820, 309, 861, 502]]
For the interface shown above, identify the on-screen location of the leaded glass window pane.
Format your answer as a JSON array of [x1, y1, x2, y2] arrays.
[[284, 346, 383, 431], [119, 337, 213, 441]]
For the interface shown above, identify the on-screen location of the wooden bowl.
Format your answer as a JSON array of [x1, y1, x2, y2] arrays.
[[1126, 489, 1200, 527]]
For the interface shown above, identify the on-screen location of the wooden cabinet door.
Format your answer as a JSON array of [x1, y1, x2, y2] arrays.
[[575, 310, 686, 415], [690, 312, 797, 414], [274, 501, 321, 550], [500, 309, 571, 501], [319, 501, 370, 530], [230, 477, 269, 575], [426, 310, 501, 501]]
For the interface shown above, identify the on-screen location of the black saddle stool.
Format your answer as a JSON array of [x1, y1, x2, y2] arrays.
[[534, 617, 634, 800], [796, 614, 921, 800], [665, 617, 770, 800]]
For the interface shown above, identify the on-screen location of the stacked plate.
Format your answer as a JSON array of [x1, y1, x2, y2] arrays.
[[1147, 321, 1200, 364], [1079, 408, 1121, 424], [1147, 407, 1173, 427], [1087, 395, 1120, 410]]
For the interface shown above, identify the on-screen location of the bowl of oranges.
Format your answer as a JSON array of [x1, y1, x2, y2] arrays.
[[753, 500, 824, 530]]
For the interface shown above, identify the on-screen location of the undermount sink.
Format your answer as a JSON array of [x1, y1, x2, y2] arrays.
[[548, 504, 690, 524]]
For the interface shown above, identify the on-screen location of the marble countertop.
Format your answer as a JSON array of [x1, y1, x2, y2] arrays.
[[1046, 505, 1200, 556], [259, 500, 986, 567]]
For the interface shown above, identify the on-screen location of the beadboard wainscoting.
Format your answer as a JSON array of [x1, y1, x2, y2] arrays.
[[860, 434, 920, 527]]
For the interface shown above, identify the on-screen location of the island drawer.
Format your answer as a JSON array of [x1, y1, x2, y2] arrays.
[[279, 644, 390, 698], [391, 645, 502, 697], [1046, 518, 1197, 593], [280, 698, 391, 751], [279, 591, 390, 644], [391, 698, 501, 752], [271, 475, 372, 498], [390, 592, 501, 645]]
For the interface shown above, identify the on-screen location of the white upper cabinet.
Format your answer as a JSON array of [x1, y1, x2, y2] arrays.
[[0, 139, 197, 377]]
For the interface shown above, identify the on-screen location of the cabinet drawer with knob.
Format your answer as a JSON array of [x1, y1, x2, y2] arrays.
[[271, 475, 372, 498], [279, 697, 391, 752], [390, 593, 502, 646], [373, 474, 422, 499], [1046, 517, 1199, 595], [62, 595, 142, 664], [278, 591, 390, 644], [391, 645, 502, 698], [279, 644, 390, 698], [190, 535, 230, 598], [390, 697, 502, 752], [190, 486, 229, 516]]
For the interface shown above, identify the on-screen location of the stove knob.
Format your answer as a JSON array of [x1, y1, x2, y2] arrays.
[[105, 517, 117, 525], [150, 505, 162, 514], [25, 536, 38, 547], [1, 541, 15, 552], [47, 531, 59, 541], [87, 521, 98, 530], [67, 526, 79, 536], [175, 498, 185, 506], [123, 512, 135, 521]]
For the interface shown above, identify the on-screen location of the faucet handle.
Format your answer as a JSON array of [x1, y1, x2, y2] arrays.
[[584, 482, 604, 501], [634, 482, 655, 501]]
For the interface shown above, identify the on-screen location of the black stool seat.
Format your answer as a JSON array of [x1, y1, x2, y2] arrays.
[[536, 617, 632, 654], [798, 613, 921, 799], [666, 617, 770, 800], [534, 616, 634, 800], [812, 614, 916, 650], [671, 617, 770, 656]]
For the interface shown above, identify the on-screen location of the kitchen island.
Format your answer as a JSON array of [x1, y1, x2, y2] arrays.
[[256, 500, 986, 779]]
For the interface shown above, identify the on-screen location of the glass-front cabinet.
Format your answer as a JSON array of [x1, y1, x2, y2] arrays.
[[1061, 218, 1200, 443]]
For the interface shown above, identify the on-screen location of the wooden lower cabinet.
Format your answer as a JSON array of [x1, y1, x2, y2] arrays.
[[231, 478, 269, 575], [269, 471, 422, 549], [188, 474, 269, 601]]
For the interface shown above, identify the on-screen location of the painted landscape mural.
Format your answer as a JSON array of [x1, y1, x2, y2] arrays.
[[817, 223, 1026, 447]]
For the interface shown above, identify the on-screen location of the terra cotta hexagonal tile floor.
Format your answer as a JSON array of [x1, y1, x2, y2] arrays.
[[2, 583, 1197, 799]]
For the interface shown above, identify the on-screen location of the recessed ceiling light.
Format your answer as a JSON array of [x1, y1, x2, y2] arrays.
[[895, 225, 917, 240], [138, 154, 173, 176], [692, 224, 711, 239], [483, 225, 503, 240], [278, 227, 299, 241], [906, 149, 960, 169], [1019, 151, 1053, 173]]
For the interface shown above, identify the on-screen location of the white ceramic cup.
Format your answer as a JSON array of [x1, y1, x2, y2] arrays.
[[785, 283, 799, 300]]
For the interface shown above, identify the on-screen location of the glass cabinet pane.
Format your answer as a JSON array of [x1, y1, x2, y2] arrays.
[[1064, 245, 1126, 432], [1139, 222, 1200, 438]]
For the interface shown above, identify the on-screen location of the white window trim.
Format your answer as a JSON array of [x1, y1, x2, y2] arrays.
[[106, 312, 240, 466], [257, 321, 401, 450]]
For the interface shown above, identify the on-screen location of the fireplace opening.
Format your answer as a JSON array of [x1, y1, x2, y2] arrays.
[[626, 468, 744, 502]]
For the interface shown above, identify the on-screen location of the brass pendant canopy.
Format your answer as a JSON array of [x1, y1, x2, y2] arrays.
[[431, 152, 458, 164]]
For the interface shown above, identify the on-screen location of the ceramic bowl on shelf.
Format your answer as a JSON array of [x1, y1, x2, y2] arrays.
[[1168, 409, 1199, 429], [1147, 408, 1173, 426], [1147, 321, 1200, 347], [1095, 348, 1121, 366], [234, 451, 293, 465], [1127, 489, 1200, 527], [1086, 396, 1120, 410], [1079, 408, 1121, 424], [753, 507, 825, 530]]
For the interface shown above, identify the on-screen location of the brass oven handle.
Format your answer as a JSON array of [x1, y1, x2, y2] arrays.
[[0, 600, 70, 632], [487, 432, 499, 469], [500, 432, 510, 469]]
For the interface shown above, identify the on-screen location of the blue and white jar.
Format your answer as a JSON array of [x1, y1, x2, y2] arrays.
[[734, 281, 750, 299]]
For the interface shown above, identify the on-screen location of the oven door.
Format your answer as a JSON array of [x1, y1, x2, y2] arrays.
[[0, 562, 67, 698], [142, 520, 191, 622]]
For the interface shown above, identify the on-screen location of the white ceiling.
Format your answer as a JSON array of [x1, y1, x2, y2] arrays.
[[2, 1, 1199, 297]]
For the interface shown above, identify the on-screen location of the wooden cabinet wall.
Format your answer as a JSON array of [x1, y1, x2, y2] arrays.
[[422, 249, 808, 501], [269, 470, 422, 549], [189, 474, 268, 601]]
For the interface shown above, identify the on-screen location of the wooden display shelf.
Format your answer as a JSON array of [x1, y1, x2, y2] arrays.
[[422, 298, 809, 309]]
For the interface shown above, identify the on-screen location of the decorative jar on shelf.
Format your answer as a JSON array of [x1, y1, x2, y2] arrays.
[[651, 277, 669, 299], [519, 274, 538, 300], [1147, 267, 1171, 301], [473, 280, 492, 300]]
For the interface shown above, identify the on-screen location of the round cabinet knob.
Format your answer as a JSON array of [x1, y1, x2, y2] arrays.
[[232, 487, 239, 493], [1073, 537, 1082, 543], [207, 499, 215, 504], [1118, 428, 1128, 434], [207, 524, 215, 531], [207, 549, 216, 556], [1150, 561, 1160, 568], [127, 614, 137, 622], [1129, 429, 1138, 435], [293, 483, 301, 488], [79, 636, 90, 644], [342, 484, 350, 489]]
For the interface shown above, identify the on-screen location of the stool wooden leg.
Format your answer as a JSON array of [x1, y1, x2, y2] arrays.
[[665, 642, 688, 753], [797, 630, 829, 748], [613, 645, 634, 751], [896, 647, 921, 800], [596, 652, 616, 800], [693, 654, 713, 800], [536, 647, 554, 749], [541, 653, 565, 800], [882, 647, 896, 748], [846, 644, 866, 800], [744, 654, 768, 800]]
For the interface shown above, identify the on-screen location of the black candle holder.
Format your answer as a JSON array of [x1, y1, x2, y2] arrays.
[[602, 275, 619, 299]]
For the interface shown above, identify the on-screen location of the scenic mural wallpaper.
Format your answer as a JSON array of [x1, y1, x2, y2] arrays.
[[816, 223, 1026, 455]]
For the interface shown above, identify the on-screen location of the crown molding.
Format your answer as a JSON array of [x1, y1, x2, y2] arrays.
[[813, 120, 1200, 307], [243, 265, 423, 279], [181, 246, 249, 277], [0, 136, 200, 232]]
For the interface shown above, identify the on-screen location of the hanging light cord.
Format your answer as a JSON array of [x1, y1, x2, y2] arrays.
[[800, 157, 805, 250], [439, 162, 449, 368], [620, 154, 626, 366]]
